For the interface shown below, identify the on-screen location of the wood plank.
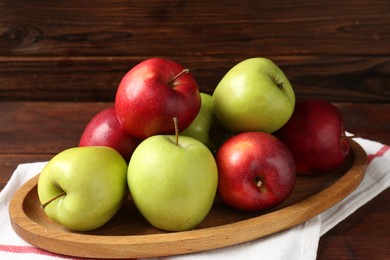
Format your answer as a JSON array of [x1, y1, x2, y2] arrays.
[[1, 0, 389, 101], [1, 0, 388, 56], [0, 102, 110, 154], [336, 103, 390, 143], [0, 102, 389, 155], [317, 188, 390, 260], [1, 56, 389, 102]]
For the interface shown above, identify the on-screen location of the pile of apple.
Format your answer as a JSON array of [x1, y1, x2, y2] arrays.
[[37, 57, 351, 232]]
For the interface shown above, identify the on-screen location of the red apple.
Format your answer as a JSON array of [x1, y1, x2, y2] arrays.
[[115, 58, 201, 139], [216, 132, 296, 212], [274, 99, 351, 175], [79, 106, 141, 162]]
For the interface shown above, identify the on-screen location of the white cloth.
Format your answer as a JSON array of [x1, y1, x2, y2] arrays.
[[0, 136, 389, 260]]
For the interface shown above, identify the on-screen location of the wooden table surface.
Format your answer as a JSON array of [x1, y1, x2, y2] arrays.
[[0, 101, 389, 259]]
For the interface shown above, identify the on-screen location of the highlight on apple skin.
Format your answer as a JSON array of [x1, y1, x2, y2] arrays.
[[79, 106, 141, 162], [37, 146, 129, 231], [274, 99, 351, 175], [212, 57, 295, 134], [215, 131, 296, 212], [115, 58, 201, 139], [127, 133, 218, 232]]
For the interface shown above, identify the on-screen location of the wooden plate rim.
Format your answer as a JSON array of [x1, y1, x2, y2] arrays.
[[9, 140, 367, 258]]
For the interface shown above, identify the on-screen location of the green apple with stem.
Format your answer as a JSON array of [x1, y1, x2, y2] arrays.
[[37, 146, 128, 231], [128, 118, 218, 231], [212, 57, 295, 133], [181, 92, 229, 153]]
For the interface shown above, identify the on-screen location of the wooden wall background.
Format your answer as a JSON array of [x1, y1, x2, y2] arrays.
[[0, 0, 389, 102]]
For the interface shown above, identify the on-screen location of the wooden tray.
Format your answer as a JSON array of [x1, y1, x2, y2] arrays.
[[9, 140, 367, 259]]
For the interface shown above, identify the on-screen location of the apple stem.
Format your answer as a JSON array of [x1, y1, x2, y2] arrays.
[[277, 82, 284, 89], [40, 191, 66, 209], [168, 69, 190, 86], [255, 177, 262, 189], [173, 117, 179, 146]]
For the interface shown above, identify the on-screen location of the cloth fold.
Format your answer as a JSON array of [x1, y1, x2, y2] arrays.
[[0, 136, 389, 260]]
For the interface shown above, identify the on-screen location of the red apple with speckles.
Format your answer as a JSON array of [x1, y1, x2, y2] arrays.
[[274, 99, 351, 175], [79, 106, 141, 162], [216, 132, 296, 212], [115, 58, 201, 139]]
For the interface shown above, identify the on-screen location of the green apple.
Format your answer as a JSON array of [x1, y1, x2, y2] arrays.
[[212, 57, 295, 133], [181, 92, 227, 152], [181, 93, 214, 148], [128, 132, 218, 232], [37, 146, 128, 231]]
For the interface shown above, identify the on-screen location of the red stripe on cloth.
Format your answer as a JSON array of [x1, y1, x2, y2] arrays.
[[367, 145, 390, 164], [0, 244, 139, 259], [0, 244, 77, 259]]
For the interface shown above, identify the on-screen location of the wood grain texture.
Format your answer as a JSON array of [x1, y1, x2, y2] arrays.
[[1, 55, 389, 102], [1, 1, 388, 56], [0, 0, 389, 101]]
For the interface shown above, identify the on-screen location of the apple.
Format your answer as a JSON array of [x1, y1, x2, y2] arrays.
[[274, 99, 351, 174], [37, 146, 128, 231], [216, 132, 296, 212], [79, 106, 141, 162], [180, 93, 214, 148], [180, 92, 228, 152], [127, 119, 218, 231], [212, 57, 295, 133], [115, 58, 201, 139]]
